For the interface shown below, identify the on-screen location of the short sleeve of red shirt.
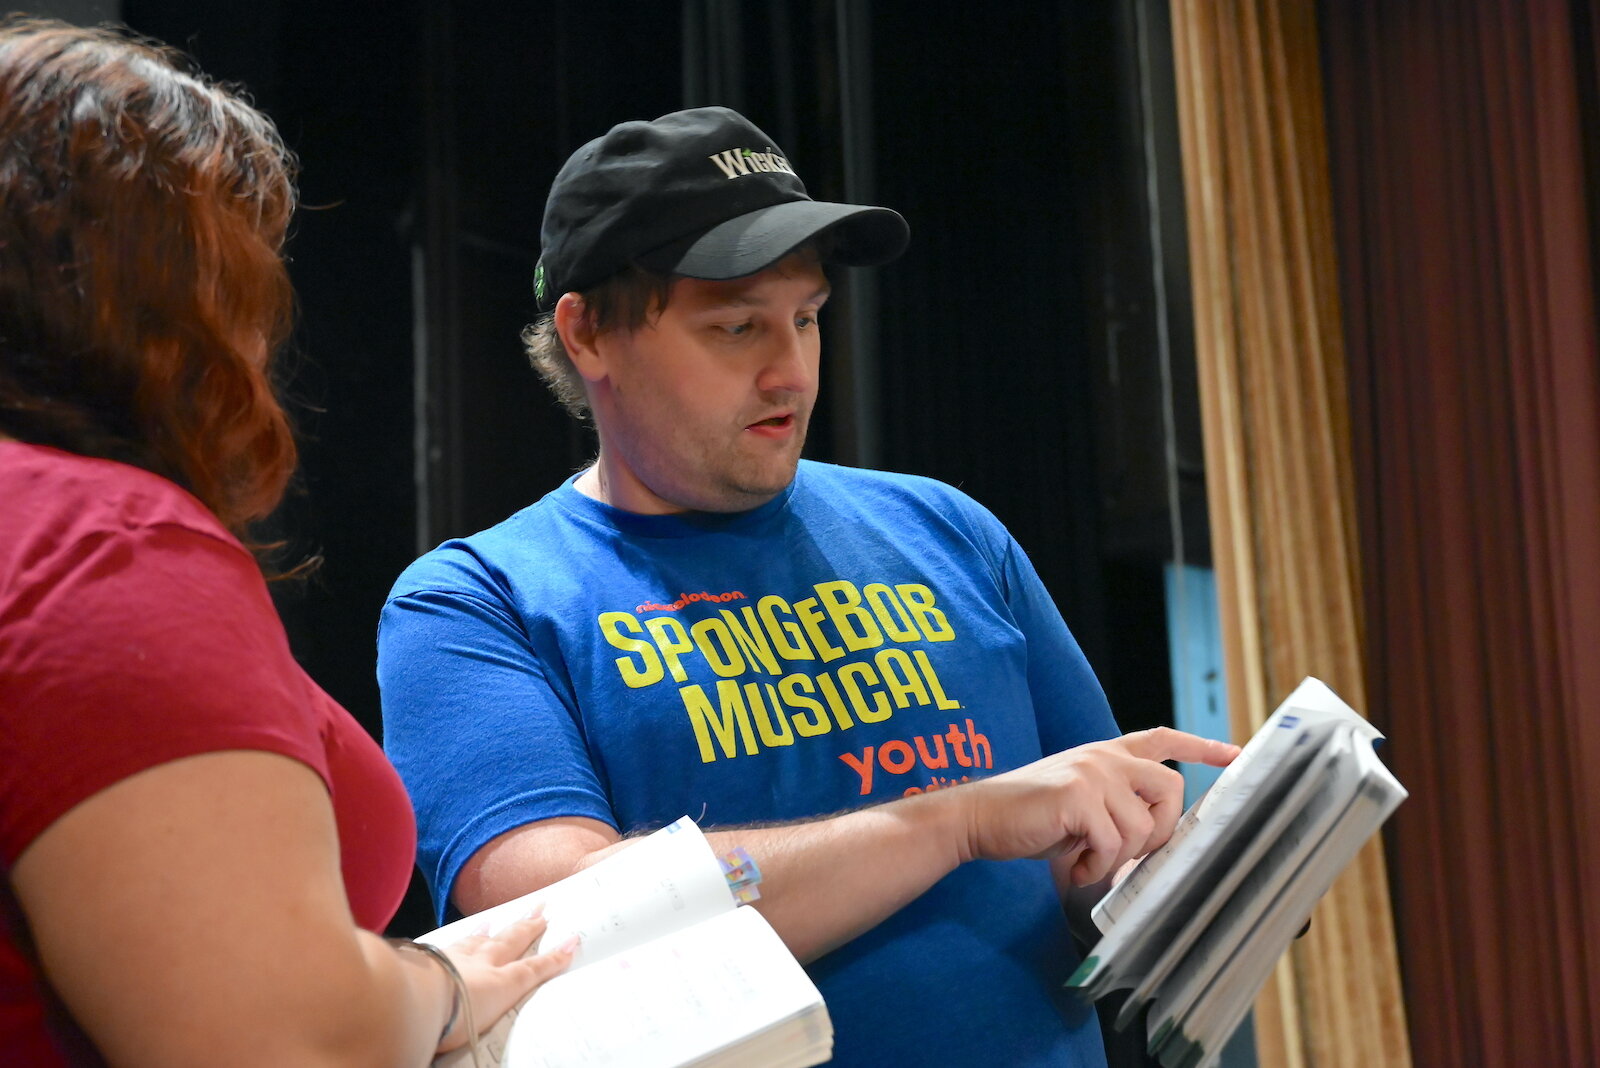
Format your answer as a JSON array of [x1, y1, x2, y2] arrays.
[[0, 444, 414, 930]]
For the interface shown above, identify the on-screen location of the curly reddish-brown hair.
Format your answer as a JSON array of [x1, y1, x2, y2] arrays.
[[0, 17, 299, 539]]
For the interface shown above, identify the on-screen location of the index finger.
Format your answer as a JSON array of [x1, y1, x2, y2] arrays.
[[490, 914, 551, 954], [1117, 726, 1239, 767]]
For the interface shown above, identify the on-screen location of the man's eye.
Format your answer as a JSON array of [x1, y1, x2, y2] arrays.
[[723, 322, 752, 336], [796, 315, 817, 330]]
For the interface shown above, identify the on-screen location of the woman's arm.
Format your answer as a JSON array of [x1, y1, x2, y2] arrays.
[[10, 748, 571, 1068]]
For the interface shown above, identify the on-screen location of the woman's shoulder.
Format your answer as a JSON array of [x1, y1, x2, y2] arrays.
[[0, 441, 232, 545]]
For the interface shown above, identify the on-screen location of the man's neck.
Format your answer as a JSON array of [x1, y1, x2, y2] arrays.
[[571, 455, 791, 516], [572, 459, 692, 515], [572, 464, 609, 506]]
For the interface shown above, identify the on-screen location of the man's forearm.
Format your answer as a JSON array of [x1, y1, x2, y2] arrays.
[[697, 788, 970, 963], [479, 729, 1237, 962]]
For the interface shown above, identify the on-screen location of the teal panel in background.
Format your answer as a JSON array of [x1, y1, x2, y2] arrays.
[[1162, 561, 1257, 1067], [1164, 562, 1230, 807]]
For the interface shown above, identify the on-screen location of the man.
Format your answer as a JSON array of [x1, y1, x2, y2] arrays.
[[378, 106, 1235, 1066]]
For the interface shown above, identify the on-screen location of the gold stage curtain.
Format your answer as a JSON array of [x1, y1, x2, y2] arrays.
[[1167, 1, 1412, 1064]]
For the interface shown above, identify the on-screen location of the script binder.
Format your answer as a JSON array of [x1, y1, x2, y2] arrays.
[[1069, 677, 1406, 1068]]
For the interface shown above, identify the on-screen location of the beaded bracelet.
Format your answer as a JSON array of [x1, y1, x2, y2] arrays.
[[393, 940, 481, 1067]]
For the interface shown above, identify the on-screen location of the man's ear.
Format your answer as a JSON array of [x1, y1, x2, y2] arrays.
[[554, 292, 607, 383]]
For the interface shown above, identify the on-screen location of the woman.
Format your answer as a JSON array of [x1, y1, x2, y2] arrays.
[[0, 17, 571, 1066]]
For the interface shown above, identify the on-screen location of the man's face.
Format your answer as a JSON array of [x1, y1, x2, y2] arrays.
[[587, 253, 829, 514]]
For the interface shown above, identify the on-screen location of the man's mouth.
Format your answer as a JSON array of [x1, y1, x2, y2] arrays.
[[747, 414, 793, 430]]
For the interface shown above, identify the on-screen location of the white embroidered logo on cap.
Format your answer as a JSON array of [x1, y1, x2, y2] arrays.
[[707, 146, 796, 179]]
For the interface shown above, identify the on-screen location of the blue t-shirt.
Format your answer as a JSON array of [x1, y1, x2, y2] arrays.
[[379, 460, 1118, 1067]]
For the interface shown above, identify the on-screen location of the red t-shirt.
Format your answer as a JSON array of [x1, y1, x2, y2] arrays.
[[0, 442, 416, 1064]]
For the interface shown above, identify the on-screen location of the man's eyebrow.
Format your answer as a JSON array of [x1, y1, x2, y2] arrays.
[[699, 284, 832, 312]]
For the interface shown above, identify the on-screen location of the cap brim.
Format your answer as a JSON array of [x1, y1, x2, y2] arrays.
[[640, 200, 909, 281]]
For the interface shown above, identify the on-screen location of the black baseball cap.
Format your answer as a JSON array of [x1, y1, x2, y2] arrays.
[[534, 106, 909, 309]]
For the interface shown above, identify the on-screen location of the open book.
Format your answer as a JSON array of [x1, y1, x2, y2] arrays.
[[420, 817, 832, 1068], [1068, 677, 1406, 1068]]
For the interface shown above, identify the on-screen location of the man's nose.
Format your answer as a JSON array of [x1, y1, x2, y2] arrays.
[[755, 324, 817, 395]]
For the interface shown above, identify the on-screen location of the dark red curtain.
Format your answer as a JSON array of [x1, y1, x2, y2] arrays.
[[1320, 1, 1600, 1064]]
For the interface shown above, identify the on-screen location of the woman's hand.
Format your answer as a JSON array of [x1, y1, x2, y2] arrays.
[[434, 912, 578, 1053]]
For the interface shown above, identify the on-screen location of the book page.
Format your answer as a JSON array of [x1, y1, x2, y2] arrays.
[[1147, 744, 1406, 1066], [420, 816, 735, 972], [1133, 728, 1368, 1033], [501, 906, 828, 1068], [1092, 676, 1376, 935], [428, 818, 745, 1068], [1075, 723, 1330, 996], [1109, 728, 1355, 1021]]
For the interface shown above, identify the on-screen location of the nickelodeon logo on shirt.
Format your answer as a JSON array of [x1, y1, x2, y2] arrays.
[[595, 578, 964, 764]]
